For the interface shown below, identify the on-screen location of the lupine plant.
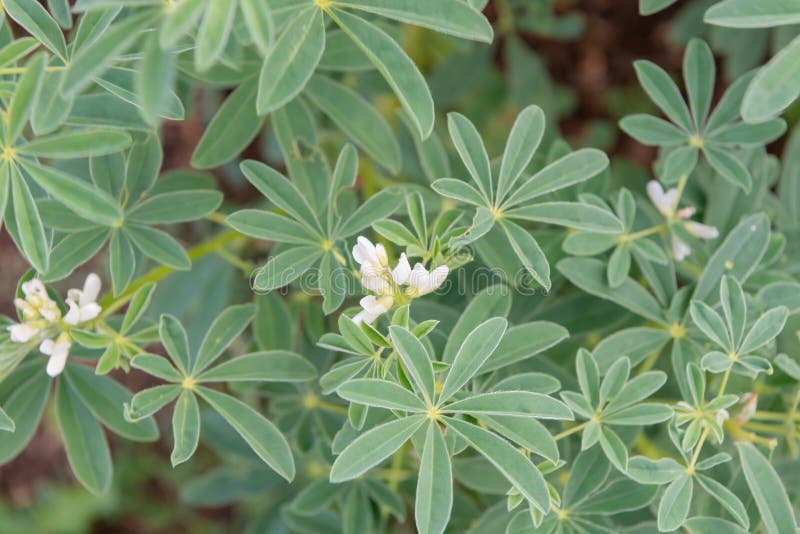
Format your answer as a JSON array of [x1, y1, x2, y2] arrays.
[[0, 1, 799, 532]]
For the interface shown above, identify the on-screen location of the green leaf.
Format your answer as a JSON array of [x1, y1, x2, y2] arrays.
[[499, 220, 550, 291], [444, 417, 550, 513], [6, 53, 45, 143], [704, 146, 752, 192], [685, 518, 748, 534], [170, 389, 200, 466], [240, 160, 322, 234], [252, 246, 323, 291], [127, 190, 222, 225], [602, 403, 673, 425], [257, 7, 324, 115], [10, 169, 49, 272], [657, 474, 693, 531], [599, 426, 628, 471], [329, 8, 434, 139], [159, 0, 204, 48], [191, 78, 263, 169], [497, 105, 545, 202], [607, 244, 631, 287], [690, 300, 731, 349], [557, 258, 665, 323], [479, 321, 568, 374], [17, 129, 131, 159], [447, 112, 493, 200], [198, 351, 316, 383], [336, 189, 403, 237], [720, 275, 747, 347], [330, 414, 426, 482], [627, 456, 684, 484], [704, 0, 800, 28], [443, 285, 510, 363], [444, 391, 573, 420], [20, 160, 122, 227], [578, 478, 658, 515], [337, 378, 426, 412], [0, 365, 50, 463], [482, 416, 558, 463], [55, 380, 112, 495], [337, 0, 492, 42], [389, 326, 436, 405], [431, 178, 489, 207], [619, 114, 688, 145], [0, 407, 13, 432], [130, 354, 183, 382], [505, 201, 623, 233], [193, 304, 255, 373], [740, 306, 789, 354], [159, 314, 191, 375], [194, 0, 236, 72], [136, 31, 175, 126], [683, 39, 715, 129], [62, 10, 155, 96], [634, 60, 693, 132], [240, 0, 274, 56], [439, 317, 507, 403], [198, 387, 295, 481], [604, 371, 667, 413], [226, 209, 317, 245], [693, 213, 770, 302], [125, 224, 190, 270], [125, 385, 181, 422], [696, 473, 749, 529], [737, 442, 797, 534], [2, 0, 68, 60], [416, 421, 452, 534], [65, 365, 158, 442], [304, 74, 401, 173], [108, 230, 135, 296], [502, 149, 609, 207]]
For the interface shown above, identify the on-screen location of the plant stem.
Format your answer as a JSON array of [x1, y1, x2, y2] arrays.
[[99, 229, 242, 313], [688, 366, 732, 471], [627, 224, 666, 241], [0, 65, 66, 75], [553, 421, 587, 441]]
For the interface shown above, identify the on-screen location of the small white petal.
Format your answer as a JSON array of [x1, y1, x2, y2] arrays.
[[64, 300, 81, 326], [671, 236, 691, 261], [375, 244, 388, 268], [353, 236, 378, 267], [39, 338, 55, 355], [22, 279, 47, 298], [80, 303, 102, 323], [45, 342, 71, 377], [684, 221, 719, 240], [392, 253, 411, 285], [81, 273, 102, 305], [8, 323, 39, 343], [646, 180, 678, 216]]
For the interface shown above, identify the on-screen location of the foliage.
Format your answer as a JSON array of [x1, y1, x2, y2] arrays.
[[0, 0, 799, 533]]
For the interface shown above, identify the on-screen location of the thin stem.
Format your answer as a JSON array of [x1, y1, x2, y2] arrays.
[[688, 366, 732, 471], [553, 421, 587, 441], [626, 224, 666, 241], [0, 66, 67, 75], [99, 229, 242, 313]]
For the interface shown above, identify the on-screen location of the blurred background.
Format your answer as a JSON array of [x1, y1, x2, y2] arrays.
[[0, 0, 797, 532]]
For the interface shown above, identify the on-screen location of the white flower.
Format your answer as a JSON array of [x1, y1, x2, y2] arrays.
[[353, 295, 393, 326], [6, 278, 61, 343], [671, 236, 692, 261], [64, 273, 102, 326], [352, 236, 388, 271], [647, 180, 719, 261], [407, 263, 449, 296], [684, 221, 719, 240], [392, 253, 412, 285], [360, 264, 392, 295], [40, 332, 71, 377], [646, 180, 678, 218], [8, 323, 41, 343]]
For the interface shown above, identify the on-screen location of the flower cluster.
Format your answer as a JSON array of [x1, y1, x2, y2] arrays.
[[6, 274, 102, 376], [647, 181, 719, 260], [351, 236, 449, 325]]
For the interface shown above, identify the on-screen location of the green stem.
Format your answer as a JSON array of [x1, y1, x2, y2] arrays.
[[99, 229, 242, 313], [553, 421, 587, 441]]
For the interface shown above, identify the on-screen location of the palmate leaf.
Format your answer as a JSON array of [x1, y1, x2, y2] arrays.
[[328, 7, 434, 139]]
